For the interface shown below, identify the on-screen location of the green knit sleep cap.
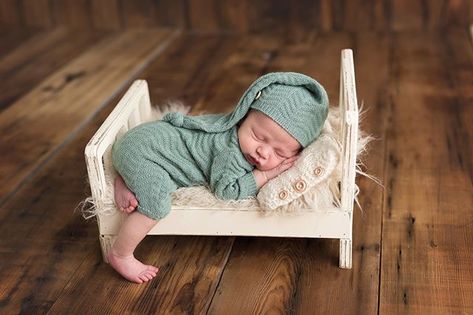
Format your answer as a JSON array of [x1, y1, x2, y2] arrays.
[[162, 72, 329, 148], [249, 73, 329, 148]]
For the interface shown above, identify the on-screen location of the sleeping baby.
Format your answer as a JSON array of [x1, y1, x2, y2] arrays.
[[110, 72, 329, 283]]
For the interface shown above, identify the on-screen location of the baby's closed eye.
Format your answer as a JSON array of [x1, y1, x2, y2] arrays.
[[251, 130, 261, 140]]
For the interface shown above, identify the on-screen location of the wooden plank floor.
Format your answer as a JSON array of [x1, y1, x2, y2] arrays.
[[0, 28, 106, 112], [0, 27, 471, 314], [0, 27, 178, 205]]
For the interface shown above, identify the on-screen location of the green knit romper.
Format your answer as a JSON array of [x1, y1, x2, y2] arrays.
[[112, 120, 258, 220]]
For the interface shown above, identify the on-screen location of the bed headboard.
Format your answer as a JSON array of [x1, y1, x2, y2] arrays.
[[339, 49, 359, 213]]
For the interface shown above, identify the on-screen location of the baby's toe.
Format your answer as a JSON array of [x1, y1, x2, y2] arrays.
[[143, 267, 157, 278], [132, 276, 144, 284]]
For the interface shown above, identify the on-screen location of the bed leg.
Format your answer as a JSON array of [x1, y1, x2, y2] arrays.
[[100, 234, 116, 263], [339, 238, 352, 269]]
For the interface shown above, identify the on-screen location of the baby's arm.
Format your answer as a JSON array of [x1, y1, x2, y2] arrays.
[[209, 151, 259, 200], [252, 155, 299, 189], [209, 152, 299, 199]]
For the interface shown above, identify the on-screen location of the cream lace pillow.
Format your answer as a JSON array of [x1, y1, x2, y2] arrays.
[[256, 133, 340, 211]]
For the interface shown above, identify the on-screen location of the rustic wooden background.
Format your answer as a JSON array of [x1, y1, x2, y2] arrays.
[[0, 0, 472, 32], [0, 0, 472, 314]]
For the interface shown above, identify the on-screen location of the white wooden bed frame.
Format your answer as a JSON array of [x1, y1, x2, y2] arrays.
[[85, 49, 358, 269]]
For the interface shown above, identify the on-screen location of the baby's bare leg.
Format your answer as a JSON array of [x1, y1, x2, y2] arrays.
[[107, 211, 160, 284], [114, 175, 138, 213]]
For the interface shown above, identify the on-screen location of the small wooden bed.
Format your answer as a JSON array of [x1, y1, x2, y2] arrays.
[[85, 49, 359, 269]]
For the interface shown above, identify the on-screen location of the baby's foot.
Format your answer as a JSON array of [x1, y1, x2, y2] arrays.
[[114, 176, 138, 213], [107, 250, 160, 284]]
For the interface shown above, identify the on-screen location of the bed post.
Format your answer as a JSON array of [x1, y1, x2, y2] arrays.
[[338, 49, 358, 269]]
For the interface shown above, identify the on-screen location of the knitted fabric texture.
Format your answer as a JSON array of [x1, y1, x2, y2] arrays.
[[111, 121, 256, 220], [250, 83, 328, 147], [162, 72, 328, 148]]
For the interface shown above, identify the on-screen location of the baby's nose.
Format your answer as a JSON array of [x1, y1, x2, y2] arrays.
[[256, 146, 269, 159]]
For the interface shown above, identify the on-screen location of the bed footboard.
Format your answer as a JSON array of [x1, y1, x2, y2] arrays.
[[85, 80, 152, 260]]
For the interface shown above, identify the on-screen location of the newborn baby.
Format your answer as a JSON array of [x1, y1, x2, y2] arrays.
[[110, 72, 329, 283]]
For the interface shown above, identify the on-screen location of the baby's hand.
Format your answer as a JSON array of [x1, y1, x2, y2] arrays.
[[263, 155, 299, 181]]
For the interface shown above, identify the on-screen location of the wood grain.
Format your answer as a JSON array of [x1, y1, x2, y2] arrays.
[[0, 28, 178, 205], [50, 0, 92, 30], [0, 33, 197, 312], [48, 33, 285, 314], [0, 27, 37, 56], [0, 23, 471, 314], [20, 0, 52, 28], [0, 238, 97, 314], [121, 0, 158, 28], [0, 0, 22, 26], [379, 30, 473, 313], [187, 34, 285, 114], [0, 28, 105, 112], [0, 86, 128, 312], [154, 0, 187, 29], [0, 33, 279, 313], [90, 0, 123, 30], [206, 31, 388, 314], [186, 0, 219, 32], [1, 0, 471, 32]]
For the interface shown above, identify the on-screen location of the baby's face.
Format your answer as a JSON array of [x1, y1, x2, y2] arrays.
[[237, 109, 301, 171]]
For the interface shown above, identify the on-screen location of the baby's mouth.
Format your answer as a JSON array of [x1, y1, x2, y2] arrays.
[[246, 154, 258, 165]]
